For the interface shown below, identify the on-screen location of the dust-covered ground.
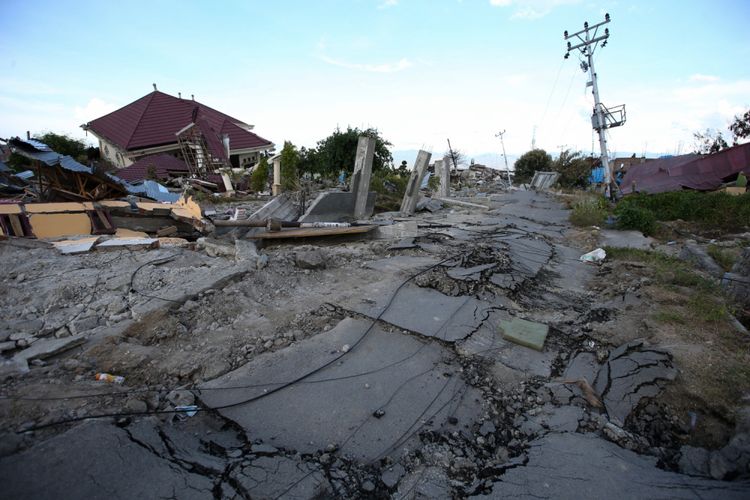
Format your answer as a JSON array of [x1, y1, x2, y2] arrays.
[[1, 190, 749, 499]]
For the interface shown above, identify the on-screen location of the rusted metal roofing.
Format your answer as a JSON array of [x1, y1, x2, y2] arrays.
[[83, 90, 273, 152], [620, 143, 750, 194]]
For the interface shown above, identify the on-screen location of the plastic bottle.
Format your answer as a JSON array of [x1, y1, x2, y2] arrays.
[[95, 373, 125, 384]]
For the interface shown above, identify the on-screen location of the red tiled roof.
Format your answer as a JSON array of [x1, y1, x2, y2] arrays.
[[115, 153, 189, 183], [84, 90, 273, 152]]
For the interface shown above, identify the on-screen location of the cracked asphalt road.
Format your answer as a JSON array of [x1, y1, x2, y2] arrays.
[[2, 190, 749, 498]]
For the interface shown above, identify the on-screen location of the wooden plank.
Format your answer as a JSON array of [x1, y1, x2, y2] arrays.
[[95, 209, 113, 229], [0, 204, 22, 215], [156, 225, 178, 237], [8, 214, 24, 236], [28, 213, 92, 238], [23, 202, 87, 213], [248, 225, 376, 240]]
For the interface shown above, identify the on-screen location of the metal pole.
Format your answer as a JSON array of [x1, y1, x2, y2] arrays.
[[495, 130, 512, 186], [587, 44, 613, 197]]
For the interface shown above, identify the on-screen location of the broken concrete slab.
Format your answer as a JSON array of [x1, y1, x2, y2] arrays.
[[96, 237, 158, 250], [387, 237, 419, 250], [373, 221, 419, 240], [446, 263, 496, 281], [299, 191, 376, 223], [599, 229, 655, 250], [364, 256, 441, 274], [0, 421, 215, 500], [680, 241, 725, 278], [500, 317, 549, 351], [473, 432, 750, 499], [199, 318, 480, 461], [350, 284, 493, 342], [51, 237, 100, 255], [230, 456, 330, 499], [593, 340, 677, 426], [400, 150, 432, 215], [352, 135, 376, 219], [14, 335, 85, 363]]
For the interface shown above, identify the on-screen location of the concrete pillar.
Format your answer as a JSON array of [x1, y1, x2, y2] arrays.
[[352, 136, 376, 219], [439, 156, 450, 198], [400, 150, 432, 215], [272, 157, 281, 196]]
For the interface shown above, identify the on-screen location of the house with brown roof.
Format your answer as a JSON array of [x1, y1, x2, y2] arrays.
[[81, 89, 274, 170]]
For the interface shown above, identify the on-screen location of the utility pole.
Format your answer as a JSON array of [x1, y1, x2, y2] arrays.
[[531, 126, 537, 150], [495, 130, 512, 186], [564, 13, 625, 198]]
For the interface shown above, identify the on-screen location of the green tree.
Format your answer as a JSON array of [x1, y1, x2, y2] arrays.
[[280, 141, 299, 191], [251, 156, 270, 192], [312, 126, 393, 178], [551, 149, 594, 188], [34, 132, 88, 160], [693, 129, 729, 154], [513, 149, 552, 184], [729, 109, 750, 145]]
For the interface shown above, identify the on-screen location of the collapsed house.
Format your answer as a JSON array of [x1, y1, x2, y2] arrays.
[[620, 142, 750, 194], [81, 88, 274, 170]]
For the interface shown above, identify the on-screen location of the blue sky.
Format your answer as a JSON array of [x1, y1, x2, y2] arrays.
[[1, 0, 749, 165]]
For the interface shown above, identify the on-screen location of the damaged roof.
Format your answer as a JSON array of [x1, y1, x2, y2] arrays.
[[621, 142, 750, 194], [115, 153, 189, 183], [82, 90, 274, 152]]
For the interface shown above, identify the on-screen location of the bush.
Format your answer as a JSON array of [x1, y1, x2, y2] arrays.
[[616, 205, 656, 235], [616, 191, 750, 232], [569, 197, 607, 227], [250, 157, 269, 192]]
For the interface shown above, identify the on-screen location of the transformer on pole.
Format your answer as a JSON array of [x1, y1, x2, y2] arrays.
[[563, 13, 625, 198]]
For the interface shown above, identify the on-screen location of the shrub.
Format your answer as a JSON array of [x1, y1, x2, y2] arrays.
[[616, 205, 656, 235], [250, 157, 269, 192]]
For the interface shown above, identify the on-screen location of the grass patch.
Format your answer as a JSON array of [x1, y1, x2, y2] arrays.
[[707, 244, 739, 272], [615, 191, 750, 233], [569, 196, 608, 227], [653, 309, 686, 324], [371, 170, 409, 212]]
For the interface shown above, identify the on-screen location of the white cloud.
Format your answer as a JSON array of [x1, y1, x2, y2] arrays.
[[73, 97, 118, 124], [489, 0, 581, 20], [318, 54, 413, 73], [689, 73, 720, 83], [378, 0, 398, 8]]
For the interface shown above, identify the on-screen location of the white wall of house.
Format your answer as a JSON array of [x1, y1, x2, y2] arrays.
[[98, 138, 134, 168]]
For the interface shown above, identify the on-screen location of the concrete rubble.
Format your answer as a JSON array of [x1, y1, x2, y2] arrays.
[[1, 186, 749, 499]]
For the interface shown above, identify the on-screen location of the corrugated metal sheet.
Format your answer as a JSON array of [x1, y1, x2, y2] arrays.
[[621, 143, 750, 194]]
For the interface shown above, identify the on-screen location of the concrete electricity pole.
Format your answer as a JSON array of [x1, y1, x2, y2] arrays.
[[563, 13, 625, 198], [495, 130, 512, 186]]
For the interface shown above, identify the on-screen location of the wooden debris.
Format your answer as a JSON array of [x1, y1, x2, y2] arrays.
[[562, 378, 604, 408]]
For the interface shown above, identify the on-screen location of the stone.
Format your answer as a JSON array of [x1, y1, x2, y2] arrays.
[[125, 399, 148, 413], [295, 250, 327, 270], [165, 389, 194, 407], [381, 463, 406, 489], [479, 420, 496, 436], [679, 445, 711, 477], [0, 341, 16, 353], [251, 443, 278, 455], [361, 480, 376, 492], [72, 315, 99, 334], [500, 318, 549, 351]]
